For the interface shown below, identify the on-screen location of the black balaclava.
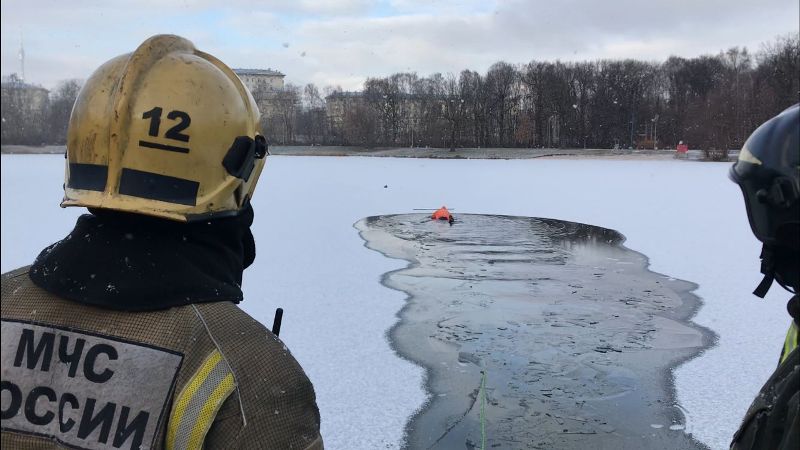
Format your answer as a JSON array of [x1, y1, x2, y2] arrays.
[[29, 204, 257, 311]]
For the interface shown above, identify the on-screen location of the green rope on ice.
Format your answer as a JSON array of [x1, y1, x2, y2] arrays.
[[480, 369, 487, 450]]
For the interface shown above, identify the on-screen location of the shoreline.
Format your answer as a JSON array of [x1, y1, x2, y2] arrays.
[[0, 145, 732, 161]]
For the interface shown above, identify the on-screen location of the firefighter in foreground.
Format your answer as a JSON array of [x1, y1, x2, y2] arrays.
[[1, 35, 322, 449], [729, 104, 799, 449]]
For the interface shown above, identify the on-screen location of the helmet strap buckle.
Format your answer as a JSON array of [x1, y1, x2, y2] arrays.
[[754, 245, 776, 298], [223, 135, 266, 182], [254, 134, 268, 158], [758, 177, 798, 209]]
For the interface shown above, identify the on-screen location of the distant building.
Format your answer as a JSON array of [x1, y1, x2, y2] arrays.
[[233, 68, 285, 117], [1, 74, 49, 144], [234, 68, 285, 93]]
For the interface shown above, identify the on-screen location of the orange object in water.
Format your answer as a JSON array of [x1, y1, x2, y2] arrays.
[[431, 206, 454, 223]]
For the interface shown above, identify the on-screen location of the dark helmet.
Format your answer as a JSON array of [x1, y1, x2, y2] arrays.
[[729, 104, 799, 296]]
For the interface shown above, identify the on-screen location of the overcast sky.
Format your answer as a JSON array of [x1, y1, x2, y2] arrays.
[[1, 0, 798, 91]]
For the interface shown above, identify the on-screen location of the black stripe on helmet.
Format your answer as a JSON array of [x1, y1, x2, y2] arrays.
[[67, 163, 108, 191], [119, 168, 199, 206]]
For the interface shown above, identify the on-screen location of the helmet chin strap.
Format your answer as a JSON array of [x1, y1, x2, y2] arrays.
[[753, 245, 776, 298], [754, 243, 799, 298]]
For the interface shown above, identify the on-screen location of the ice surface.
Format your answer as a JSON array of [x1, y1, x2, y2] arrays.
[[1, 154, 790, 450]]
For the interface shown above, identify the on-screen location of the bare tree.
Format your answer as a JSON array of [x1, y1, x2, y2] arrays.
[[485, 62, 517, 146], [753, 33, 800, 122], [1, 74, 49, 145], [441, 74, 466, 150], [459, 70, 487, 147], [288, 34, 798, 153], [265, 83, 301, 144], [47, 79, 82, 144], [303, 83, 324, 110], [343, 103, 377, 147]]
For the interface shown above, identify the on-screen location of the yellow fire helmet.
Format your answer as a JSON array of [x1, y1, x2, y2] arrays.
[[62, 34, 267, 222]]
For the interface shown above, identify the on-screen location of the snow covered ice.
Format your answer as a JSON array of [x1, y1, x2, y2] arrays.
[[1, 154, 791, 450]]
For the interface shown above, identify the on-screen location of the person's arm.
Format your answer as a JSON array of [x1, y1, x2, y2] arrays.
[[193, 303, 323, 450], [204, 387, 323, 450]]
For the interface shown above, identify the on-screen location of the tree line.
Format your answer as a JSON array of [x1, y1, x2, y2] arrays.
[[2, 33, 797, 152], [1, 76, 81, 146], [268, 33, 798, 153]]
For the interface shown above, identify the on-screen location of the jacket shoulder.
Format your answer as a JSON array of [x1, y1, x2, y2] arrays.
[[731, 347, 799, 449], [2, 266, 31, 283], [193, 302, 322, 449], [2, 266, 35, 315], [193, 302, 313, 391]]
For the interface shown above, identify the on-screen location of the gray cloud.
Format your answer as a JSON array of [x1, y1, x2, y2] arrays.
[[1, 0, 797, 91]]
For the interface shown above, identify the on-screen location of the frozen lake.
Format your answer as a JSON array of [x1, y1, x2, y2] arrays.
[[1, 154, 791, 450]]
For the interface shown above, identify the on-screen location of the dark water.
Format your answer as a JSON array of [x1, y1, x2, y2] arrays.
[[356, 214, 714, 450]]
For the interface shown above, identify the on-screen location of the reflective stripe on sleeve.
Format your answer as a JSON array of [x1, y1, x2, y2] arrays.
[[167, 349, 237, 450], [780, 322, 799, 365]]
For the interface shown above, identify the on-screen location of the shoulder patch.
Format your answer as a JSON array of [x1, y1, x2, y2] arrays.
[[166, 349, 236, 450], [1, 319, 183, 450]]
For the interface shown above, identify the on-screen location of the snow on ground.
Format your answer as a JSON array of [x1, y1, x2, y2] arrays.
[[1, 154, 791, 450]]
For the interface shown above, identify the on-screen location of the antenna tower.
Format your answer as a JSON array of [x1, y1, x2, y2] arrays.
[[18, 32, 26, 82]]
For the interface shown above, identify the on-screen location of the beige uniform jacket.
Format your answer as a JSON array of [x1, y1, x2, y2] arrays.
[[1, 267, 323, 450]]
